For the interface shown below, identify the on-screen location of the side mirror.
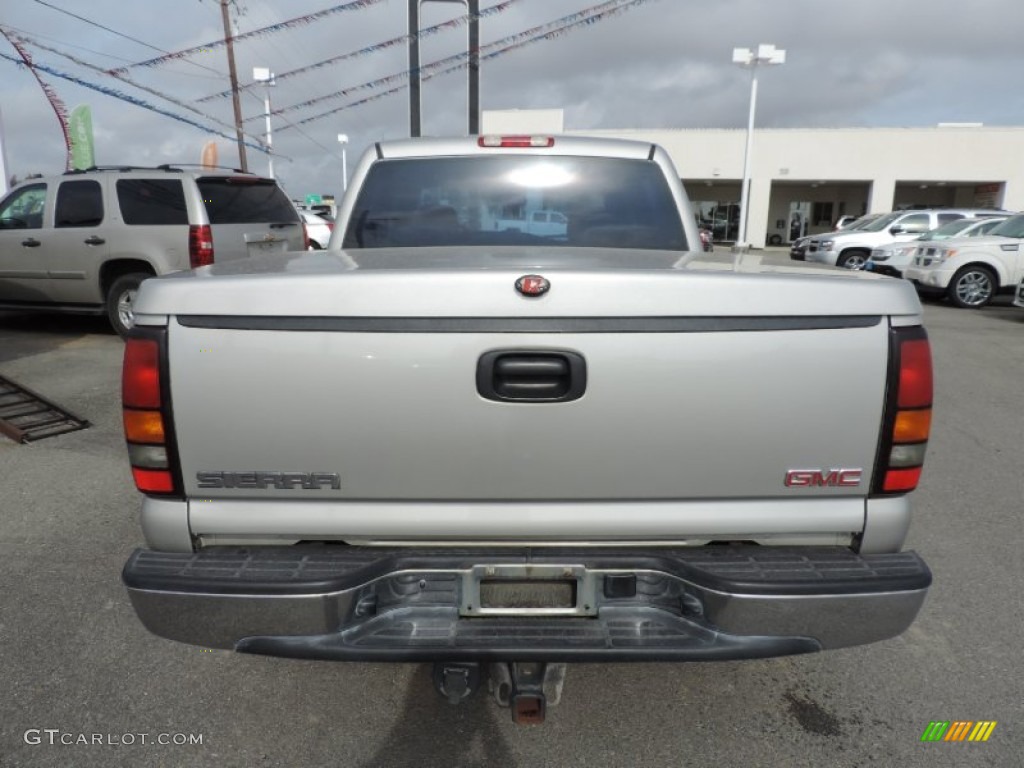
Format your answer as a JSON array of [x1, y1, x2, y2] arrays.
[[889, 225, 904, 235]]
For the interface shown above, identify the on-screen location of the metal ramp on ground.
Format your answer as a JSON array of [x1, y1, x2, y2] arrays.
[[0, 374, 91, 443]]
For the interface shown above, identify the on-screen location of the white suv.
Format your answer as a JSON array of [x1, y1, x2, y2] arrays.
[[805, 208, 1006, 269], [865, 216, 1009, 278], [904, 213, 1024, 308], [0, 165, 305, 335]]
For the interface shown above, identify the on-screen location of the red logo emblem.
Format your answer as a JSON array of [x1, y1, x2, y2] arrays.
[[515, 275, 550, 296]]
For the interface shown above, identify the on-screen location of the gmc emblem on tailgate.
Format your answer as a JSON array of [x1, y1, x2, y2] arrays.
[[785, 469, 863, 488]]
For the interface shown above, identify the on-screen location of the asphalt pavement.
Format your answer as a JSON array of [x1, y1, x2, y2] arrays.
[[1, 282, 1022, 767]]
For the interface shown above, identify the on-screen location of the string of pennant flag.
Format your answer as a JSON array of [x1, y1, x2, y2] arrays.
[[0, 50, 272, 156], [280, 0, 654, 128], [108, 0, 387, 74], [1, 0, 655, 150], [197, 0, 524, 103], [9, 30, 248, 140]]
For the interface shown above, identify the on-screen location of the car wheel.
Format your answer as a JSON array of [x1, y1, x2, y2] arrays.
[[106, 272, 151, 338], [948, 265, 996, 309], [837, 250, 869, 270]]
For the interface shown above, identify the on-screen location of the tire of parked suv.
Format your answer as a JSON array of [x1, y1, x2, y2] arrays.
[[837, 249, 869, 270], [947, 265, 996, 309], [106, 273, 151, 338]]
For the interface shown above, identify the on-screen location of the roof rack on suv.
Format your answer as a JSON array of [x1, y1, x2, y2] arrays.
[[63, 165, 175, 175], [155, 163, 251, 174]]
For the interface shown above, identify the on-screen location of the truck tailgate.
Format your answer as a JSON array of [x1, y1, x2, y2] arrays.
[[156, 257, 905, 503]]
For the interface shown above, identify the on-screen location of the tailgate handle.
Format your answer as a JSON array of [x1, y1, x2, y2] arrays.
[[477, 350, 586, 403]]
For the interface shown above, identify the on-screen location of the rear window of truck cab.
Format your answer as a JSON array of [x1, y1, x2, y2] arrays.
[[342, 156, 687, 251]]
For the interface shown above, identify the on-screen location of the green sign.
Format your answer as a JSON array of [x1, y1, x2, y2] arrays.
[[304, 194, 322, 206]]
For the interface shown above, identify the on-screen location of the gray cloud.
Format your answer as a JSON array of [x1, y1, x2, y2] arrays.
[[2, 0, 1022, 197]]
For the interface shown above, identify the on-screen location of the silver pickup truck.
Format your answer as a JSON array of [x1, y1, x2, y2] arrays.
[[120, 135, 932, 721]]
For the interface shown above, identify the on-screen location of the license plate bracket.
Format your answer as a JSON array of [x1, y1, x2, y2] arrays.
[[460, 565, 597, 617]]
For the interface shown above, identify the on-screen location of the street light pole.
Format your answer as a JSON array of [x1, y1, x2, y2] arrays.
[[337, 133, 349, 192], [252, 66, 276, 180], [732, 44, 785, 247]]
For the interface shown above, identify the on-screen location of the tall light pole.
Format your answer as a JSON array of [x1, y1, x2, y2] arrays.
[[732, 44, 785, 246], [337, 133, 349, 192], [253, 67, 275, 178]]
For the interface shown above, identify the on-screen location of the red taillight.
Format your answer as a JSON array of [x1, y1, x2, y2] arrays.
[[302, 220, 310, 250], [189, 224, 214, 268], [123, 338, 161, 408], [874, 327, 932, 495], [477, 135, 555, 148], [897, 339, 932, 408], [132, 467, 176, 494], [326, 220, 334, 232], [123, 331, 179, 496]]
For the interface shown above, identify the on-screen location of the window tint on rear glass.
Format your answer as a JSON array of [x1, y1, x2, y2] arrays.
[[117, 180, 188, 225], [196, 178, 298, 224], [343, 156, 687, 251], [55, 180, 103, 228]]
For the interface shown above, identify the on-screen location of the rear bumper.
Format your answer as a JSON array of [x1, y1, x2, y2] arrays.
[[904, 266, 953, 289], [123, 545, 930, 662], [864, 263, 903, 278]]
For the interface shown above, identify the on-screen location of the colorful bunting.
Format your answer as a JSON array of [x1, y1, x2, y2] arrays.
[[197, 0, 523, 103], [278, 0, 655, 128], [0, 27, 71, 166], [0, 51, 271, 155], [110, 0, 386, 74], [11, 31, 248, 140]]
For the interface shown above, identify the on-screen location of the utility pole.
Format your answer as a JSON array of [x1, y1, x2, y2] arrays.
[[220, 0, 248, 171]]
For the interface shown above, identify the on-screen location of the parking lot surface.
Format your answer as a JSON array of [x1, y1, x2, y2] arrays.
[[1, 290, 1022, 767]]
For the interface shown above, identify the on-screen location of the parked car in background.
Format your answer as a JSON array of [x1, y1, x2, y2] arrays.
[[301, 210, 334, 249], [789, 236, 810, 260], [904, 213, 1024, 307], [0, 165, 304, 336], [790, 213, 883, 261], [866, 216, 1009, 277], [806, 208, 1008, 269], [492, 209, 569, 239]]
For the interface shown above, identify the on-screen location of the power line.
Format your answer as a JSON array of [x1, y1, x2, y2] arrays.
[[8, 28, 267, 146], [113, 0, 388, 74], [274, 0, 655, 128], [30, 0, 228, 79], [1, 24, 140, 64], [32, 0, 167, 53], [197, 0, 524, 102], [0, 50, 274, 157]]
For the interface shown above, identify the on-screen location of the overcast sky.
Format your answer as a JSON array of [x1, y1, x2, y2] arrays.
[[2, 0, 1023, 199]]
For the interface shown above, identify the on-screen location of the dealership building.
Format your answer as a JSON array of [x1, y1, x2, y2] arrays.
[[482, 109, 1024, 248]]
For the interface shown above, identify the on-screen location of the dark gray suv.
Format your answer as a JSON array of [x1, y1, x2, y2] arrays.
[[0, 166, 304, 336]]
